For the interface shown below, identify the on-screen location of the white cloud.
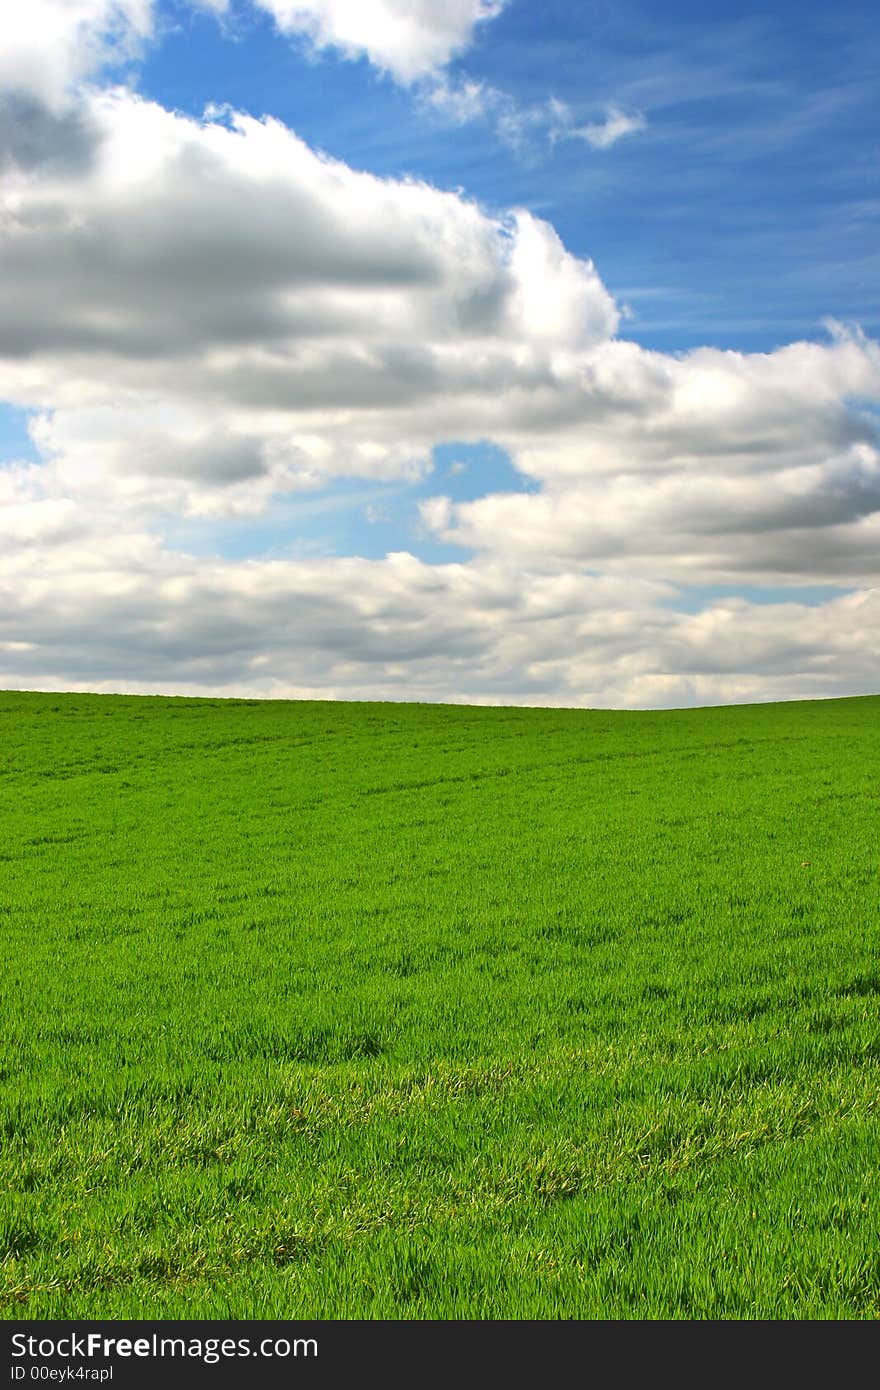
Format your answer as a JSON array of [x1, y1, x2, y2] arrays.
[[251, 0, 507, 84], [423, 85, 647, 159], [1, 517, 878, 706], [563, 104, 647, 150], [419, 333, 880, 584], [0, 3, 640, 178], [0, 0, 509, 108], [0, 0, 154, 107], [0, 89, 618, 517], [1, 72, 879, 706], [422, 76, 497, 125]]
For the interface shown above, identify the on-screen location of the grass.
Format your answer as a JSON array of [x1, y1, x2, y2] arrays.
[[0, 688, 878, 1319]]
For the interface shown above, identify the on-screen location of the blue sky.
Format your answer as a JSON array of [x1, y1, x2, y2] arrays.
[[0, 1, 878, 706]]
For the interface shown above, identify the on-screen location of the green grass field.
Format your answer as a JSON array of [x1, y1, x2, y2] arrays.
[[1, 689, 878, 1319]]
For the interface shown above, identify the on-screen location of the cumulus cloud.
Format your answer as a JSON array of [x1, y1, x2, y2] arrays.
[[0, 0, 509, 107], [1, 48, 879, 706], [419, 334, 880, 584], [0, 0, 154, 108], [0, 92, 541, 363], [0, 90, 618, 517], [0, 91, 102, 175], [249, 0, 507, 84], [1, 518, 878, 707]]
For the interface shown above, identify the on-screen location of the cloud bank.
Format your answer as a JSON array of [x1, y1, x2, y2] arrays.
[[1, 7, 878, 707]]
